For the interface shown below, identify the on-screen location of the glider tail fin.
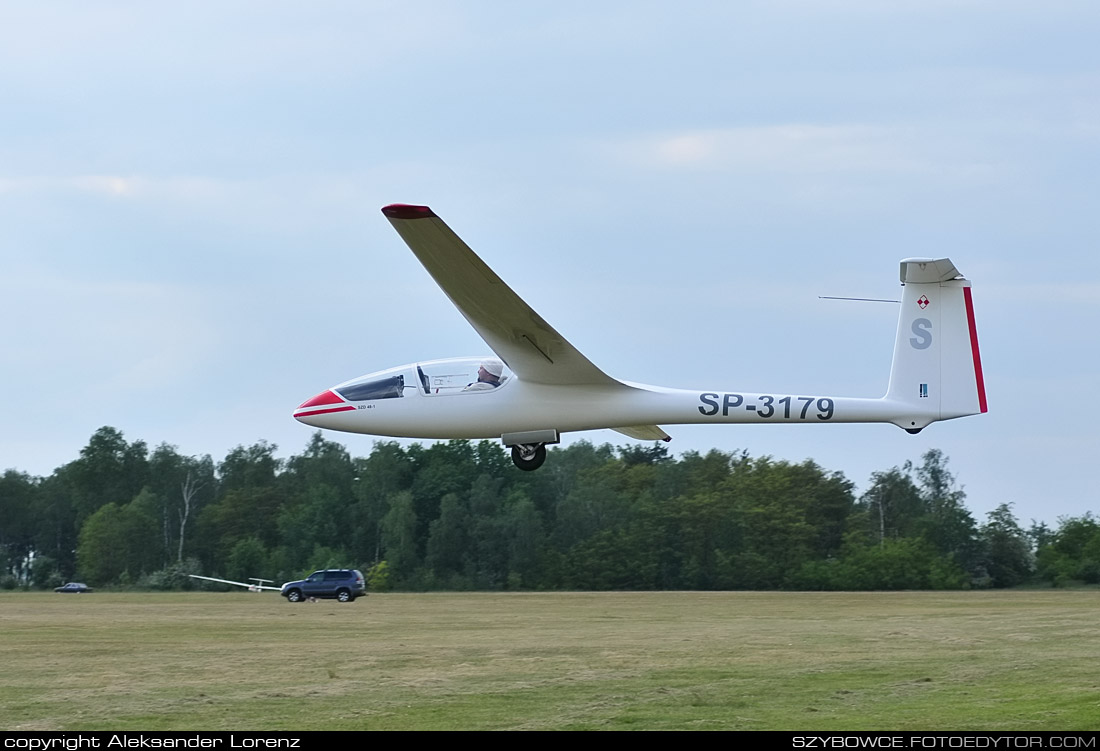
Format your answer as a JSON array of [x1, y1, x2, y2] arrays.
[[884, 258, 987, 432]]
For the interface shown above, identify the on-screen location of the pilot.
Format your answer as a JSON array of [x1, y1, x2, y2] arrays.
[[463, 359, 504, 391]]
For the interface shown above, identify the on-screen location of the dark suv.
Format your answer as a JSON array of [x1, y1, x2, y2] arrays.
[[280, 569, 366, 603]]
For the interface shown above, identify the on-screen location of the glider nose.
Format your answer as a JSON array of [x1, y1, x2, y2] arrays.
[[293, 389, 355, 427]]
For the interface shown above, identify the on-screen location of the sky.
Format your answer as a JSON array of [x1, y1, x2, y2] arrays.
[[2, 1, 1098, 526]]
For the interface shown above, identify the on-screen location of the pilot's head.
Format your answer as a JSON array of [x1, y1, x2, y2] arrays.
[[479, 359, 504, 384]]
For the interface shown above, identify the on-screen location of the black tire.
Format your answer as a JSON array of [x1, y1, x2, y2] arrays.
[[336, 588, 352, 603], [286, 589, 304, 603], [511, 444, 547, 471]]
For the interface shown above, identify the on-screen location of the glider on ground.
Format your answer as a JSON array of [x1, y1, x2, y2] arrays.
[[188, 575, 280, 592], [294, 205, 987, 471]]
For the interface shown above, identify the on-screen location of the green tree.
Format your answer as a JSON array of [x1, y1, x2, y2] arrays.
[[915, 449, 978, 569], [467, 474, 510, 588], [409, 440, 479, 550], [29, 554, 62, 590], [195, 486, 286, 572], [553, 461, 632, 549], [76, 488, 160, 584], [674, 490, 731, 588], [68, 427, 149, 525], [31, 468, 80, 579], [366, 560, 392, 591], [426, 492, 472, 583], [195, 441, 286, 572], [0, 470, 38, 582], [275, 434, 358, 572], [797, 537, 967, 590], [1036, 514, 1100, 586], [564, 528, 657, 590], [541, 441, 616, 512], [277, 484, 348, 572], [282, 433, 356, 498], [502, 488, 544, 589], [148, 444, 215, 565], [859, 465, 923, 544], [218, 441, 281, 493], [978, 503, 1033, 588], [381, 490, 419, 581], [349, 442, 413, 565], [618, 442, 672, 467], [725, 457, 847, 589], [226, 537, 271, 583]]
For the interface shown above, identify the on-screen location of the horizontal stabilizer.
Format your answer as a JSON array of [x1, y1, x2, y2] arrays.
[[612, 425, 672, 442]]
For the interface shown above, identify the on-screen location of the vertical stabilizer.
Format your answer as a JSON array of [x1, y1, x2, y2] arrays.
[[885, 258, 987, 431]]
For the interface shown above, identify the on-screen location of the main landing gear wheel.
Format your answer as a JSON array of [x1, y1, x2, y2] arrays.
[[511, 443, 547, 471]]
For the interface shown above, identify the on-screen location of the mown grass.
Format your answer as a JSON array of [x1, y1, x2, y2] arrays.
[[1, 590, 1097, 730]]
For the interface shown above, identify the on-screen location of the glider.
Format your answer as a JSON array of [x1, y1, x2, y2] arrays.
[[188, 575, 280, 592], [294, 205, 987, 470]]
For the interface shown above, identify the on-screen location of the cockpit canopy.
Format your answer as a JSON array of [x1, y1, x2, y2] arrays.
[[335, 373, 405, 401], [333, 357, 512, 401]]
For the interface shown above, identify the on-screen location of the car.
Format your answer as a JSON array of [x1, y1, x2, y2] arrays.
[[280, 569, 366, 603], [54, 582, 93, 593]]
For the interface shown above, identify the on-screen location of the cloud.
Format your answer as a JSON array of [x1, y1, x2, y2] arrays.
[[611, 124, 996, 178], [72, 176, 141, 197], [0, 174, 227, 200]]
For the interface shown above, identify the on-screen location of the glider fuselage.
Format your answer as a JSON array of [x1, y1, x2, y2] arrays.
[[294, 358, 949, 440]]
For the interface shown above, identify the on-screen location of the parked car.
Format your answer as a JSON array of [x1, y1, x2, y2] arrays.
[[55, 582, 93, 593], [280, 569, 366, 603]]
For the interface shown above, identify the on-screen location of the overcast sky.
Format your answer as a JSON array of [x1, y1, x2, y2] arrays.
[[2, 1, 1097, 526]]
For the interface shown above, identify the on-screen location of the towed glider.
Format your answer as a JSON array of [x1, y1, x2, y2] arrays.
[[188, 575, 280, 592], [294, 205, 986, 470]]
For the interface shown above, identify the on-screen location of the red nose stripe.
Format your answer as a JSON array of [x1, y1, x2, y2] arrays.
[[295, 405, 356, 418], [298, 390, 345, 409]]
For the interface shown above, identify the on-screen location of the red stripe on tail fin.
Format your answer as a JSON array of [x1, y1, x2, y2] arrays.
[[963, 286, 987, 413]]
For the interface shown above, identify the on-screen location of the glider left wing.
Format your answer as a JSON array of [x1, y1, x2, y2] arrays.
[[382, 204, 624, 388]]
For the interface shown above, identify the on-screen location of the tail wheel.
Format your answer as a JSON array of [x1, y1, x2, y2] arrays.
[[511, 443, 547, 471]]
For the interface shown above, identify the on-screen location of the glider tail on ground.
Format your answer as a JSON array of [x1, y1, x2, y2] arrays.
[[885, 258, 987, 432]]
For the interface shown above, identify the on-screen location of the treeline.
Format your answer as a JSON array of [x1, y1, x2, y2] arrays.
[[1, 426, 1097, 591]]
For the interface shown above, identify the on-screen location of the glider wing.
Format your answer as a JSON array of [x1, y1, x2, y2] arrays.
[[382, 204, 622, 387]]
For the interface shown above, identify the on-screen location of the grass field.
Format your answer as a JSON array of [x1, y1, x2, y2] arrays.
[[1, 590, 1097, 731]]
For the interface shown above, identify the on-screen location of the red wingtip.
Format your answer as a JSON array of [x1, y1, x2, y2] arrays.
[[381, 204, 436, 220]]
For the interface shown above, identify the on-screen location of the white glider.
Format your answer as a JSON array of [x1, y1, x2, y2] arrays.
[[189, 575, 280, 592], [294, 205, 987, 470]]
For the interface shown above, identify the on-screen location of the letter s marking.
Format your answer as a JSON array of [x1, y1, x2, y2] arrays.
[[910, 318, 932, 350], [699, 393, 719, 416]]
